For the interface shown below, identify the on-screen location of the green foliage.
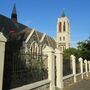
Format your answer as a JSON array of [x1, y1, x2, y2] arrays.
[[63, 48, 80, 61], [77, 37, 90, 60], [64, 37, 90, 61]]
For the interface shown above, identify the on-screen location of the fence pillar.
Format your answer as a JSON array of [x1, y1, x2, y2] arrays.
[[55, 48, 63, 89], [0, 32, 7, 90], [79, 57, 83, 79], [88, 61, 90, 72], [70, 55, 76, 83], [43, 46, 55, 90], [84, 60, 88, 77]]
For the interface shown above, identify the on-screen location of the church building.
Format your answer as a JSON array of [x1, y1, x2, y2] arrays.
[[0, 5, 70, 53], [0, 5, 70, 89]]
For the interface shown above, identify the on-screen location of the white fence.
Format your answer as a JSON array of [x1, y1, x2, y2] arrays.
[[11, 79, 50, 90], [11, 46, 55, 90], [0, 32, 7, 90], [57, 54, 90, 89], [0, 32, 90, 90], [11, 46, 90, 90]]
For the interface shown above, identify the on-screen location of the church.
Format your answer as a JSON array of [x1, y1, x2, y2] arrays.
[[0, 4, 70, 52], [0, 4, 70, 89]]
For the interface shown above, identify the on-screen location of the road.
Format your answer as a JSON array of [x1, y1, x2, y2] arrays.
[[63, 78, 90, 90]]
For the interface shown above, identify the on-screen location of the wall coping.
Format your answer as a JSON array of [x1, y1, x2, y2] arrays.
[[11, 79, 50, 90], [63, 74, 74, 80]]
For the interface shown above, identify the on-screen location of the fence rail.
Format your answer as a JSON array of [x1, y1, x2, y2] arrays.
[[63, 74, 74, 80], [11, 79, 50, 90]]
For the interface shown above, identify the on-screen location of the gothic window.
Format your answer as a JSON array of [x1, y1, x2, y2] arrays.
[[68, 22, 69, 31], [59, 22, 62, 32], [30, 41, 39, 55], [63, 22, 66, 32], [60, 37, 62, 41], [63, 36, 65, 41]]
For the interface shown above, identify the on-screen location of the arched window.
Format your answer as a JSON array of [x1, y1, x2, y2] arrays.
[[60, 37, 62, 41], [68, 22, 69, 31], [63, 22, 66, 32], [59, 22, 62, 32], [63, 36, 65, 41], [30, 41, 39, 55]]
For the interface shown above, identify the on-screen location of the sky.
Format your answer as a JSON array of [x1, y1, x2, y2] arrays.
[[0, 0, 90, 47]]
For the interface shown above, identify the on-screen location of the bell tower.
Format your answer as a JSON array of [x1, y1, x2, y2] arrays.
[[56, 11, 70, 50]]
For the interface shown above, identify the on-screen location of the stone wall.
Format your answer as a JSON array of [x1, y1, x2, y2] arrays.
[[63, 76, 74, 87], [76, 74, 82, 82]]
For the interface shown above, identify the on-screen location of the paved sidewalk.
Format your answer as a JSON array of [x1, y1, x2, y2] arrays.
[[64, 78, 90, 90]]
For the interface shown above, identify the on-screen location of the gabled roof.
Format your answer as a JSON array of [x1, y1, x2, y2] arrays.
[[35, 30, 43, 41], [47, 35, 56, 49], [25, 29, 44, 43], [17, 27, 32, 41], [40, 33, 46, 42], [0, 14, 32, 40], [0, 14, 56, 49]]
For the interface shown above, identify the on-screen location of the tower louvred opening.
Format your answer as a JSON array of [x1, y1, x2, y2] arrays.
[[59, 22, 62, 32]]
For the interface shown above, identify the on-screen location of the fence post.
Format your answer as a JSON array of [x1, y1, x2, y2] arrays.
[[88, 61, 90, 72], [79, 57, 83, 79], [0, 32, 7, 90], [43, 46, 55, 90], [55, 48, 63, 89], [70, 55, 76, 83], [84, 60, 88, 77]]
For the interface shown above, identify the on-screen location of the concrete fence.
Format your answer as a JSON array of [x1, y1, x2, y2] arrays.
[[0, 31, 90, 90], [11, 46, 56, 90], [11, 46, 90, 90], [57, 54, 90, 89], [0, 32, 7, 90]]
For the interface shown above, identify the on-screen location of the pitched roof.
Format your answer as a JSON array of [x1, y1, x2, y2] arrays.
[[0, 14, 32, 40], [47, 35, 56, 49], [0, 14, 56, 49], [17, 28, 32, 41], [35, 31, 43, 41]]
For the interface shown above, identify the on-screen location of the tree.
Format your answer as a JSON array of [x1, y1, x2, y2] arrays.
[[63, 48, 80, 61], [63, 37, 90, 75], [63, 37, 90, 61], [77, 37, 90, 60]]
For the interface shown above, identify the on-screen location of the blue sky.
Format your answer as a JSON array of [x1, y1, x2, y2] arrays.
[[0, 0, 90, 47]]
